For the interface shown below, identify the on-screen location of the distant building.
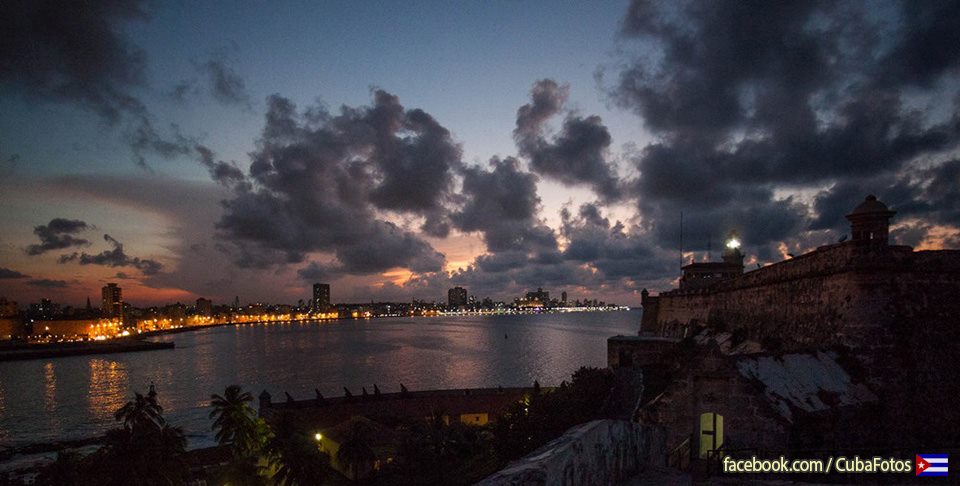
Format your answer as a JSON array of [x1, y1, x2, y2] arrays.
[[196, 298, 213, 317], [0, 318, 25, 341], [0, 298, 23, 341], [0, 298, 17, 318], [163, 303, 186, 321], [101, 283, 123, 320], [525, 287, 550, 304], [30, 298, 60, 320], [32, 318, 122, 339], [561, 291, 567, 305], [448, 287, 468, 308], [313, 283, 331, 311]]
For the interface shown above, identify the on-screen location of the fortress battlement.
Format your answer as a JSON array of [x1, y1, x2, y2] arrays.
[[612, 196, 960, 455], [639, 196, 960, 362]]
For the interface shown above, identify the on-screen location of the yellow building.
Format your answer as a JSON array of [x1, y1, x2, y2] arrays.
[[34, 318, 124, 339]]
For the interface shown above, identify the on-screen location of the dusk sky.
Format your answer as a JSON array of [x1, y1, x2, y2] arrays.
[[1, 0, 958, 307]]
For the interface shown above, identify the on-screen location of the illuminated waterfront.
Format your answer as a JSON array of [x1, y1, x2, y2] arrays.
[[0, 310, 638, 452]]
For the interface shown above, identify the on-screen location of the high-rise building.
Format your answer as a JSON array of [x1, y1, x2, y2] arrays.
[[196, 298, 213, 317], [313, 283, 331, 311], [448, 287, 468, 307], [561, 291, 567, 304], [101, 283, 123, 320]]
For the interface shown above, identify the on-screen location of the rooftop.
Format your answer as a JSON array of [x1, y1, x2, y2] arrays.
[[735, 351, 877, 422], [848, 194, 894, 216]]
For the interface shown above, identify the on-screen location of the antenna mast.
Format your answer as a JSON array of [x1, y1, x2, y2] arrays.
[[680, 211, 684, 267]]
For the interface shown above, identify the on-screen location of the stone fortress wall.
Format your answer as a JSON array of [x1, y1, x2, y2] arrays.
[[624, 196, 960, 448], [639, 197, 960, 366]]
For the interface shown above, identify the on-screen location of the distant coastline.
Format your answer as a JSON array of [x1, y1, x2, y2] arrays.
[[0, 307, 632, 362]]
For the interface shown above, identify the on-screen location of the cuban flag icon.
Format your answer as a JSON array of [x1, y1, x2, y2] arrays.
[[916, 454, 948, 477]]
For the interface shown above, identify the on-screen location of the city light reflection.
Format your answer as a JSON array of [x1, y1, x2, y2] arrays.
[[87, 359, 128, 422], [43, 362, 56, 413]]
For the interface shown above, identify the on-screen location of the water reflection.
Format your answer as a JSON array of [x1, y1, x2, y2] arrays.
[[0, 311, 639, 450], [43, 362, 56, 412], [87, 359, 128, 423]]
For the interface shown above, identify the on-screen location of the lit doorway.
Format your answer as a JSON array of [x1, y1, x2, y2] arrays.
[[699, 412, 724, 458]]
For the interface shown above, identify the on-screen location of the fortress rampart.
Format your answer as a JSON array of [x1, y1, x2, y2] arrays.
[[644, 244, 960, 356], [639, 196, 960, 371]]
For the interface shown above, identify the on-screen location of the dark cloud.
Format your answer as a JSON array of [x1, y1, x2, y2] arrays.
[[41, 174, 283, 302], [171, 53, 252, 108], [0, 0, 196, 170], [452, 157, 557, 254], [812, 159, 960, 240], [0, 0, 148, 122], [201, 56, 251, 107], [296, 261, 337, 282], [890, 222, 932, 248], [26, 279, 69, 289], [127, 120, 195, 171], [0, 267, 28, 279], [25, 218, 90, 256], [878, 2, 960, 88], [439, 166, 673, 297], [560, 203, 676, 283], [58, 234, 162, 275], [515, 80, 622, 200], [211, 90, 454, 273], [196, 145, 247, 187], [515, 79, 568, 138], [611, 0, 960, 254]]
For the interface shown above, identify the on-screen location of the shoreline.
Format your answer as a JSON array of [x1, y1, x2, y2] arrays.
[[0, 308, 632, 362]]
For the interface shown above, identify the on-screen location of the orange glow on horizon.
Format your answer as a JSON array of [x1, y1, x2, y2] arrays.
[[381, 269, 414, 287], [913, 225, 958, 251], [121, 285, 196, 304]]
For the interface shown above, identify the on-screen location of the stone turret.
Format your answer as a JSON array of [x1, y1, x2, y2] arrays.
[[722, 230, 745, 268], [846, 195, 895, 245]]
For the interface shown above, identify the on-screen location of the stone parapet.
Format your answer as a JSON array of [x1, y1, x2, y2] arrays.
[[478, 420, 665, 485]]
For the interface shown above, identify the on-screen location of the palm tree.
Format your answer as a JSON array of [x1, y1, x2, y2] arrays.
[[115, 385, 164, 431], [336, 420, 376, 481], [94, 386, 188, 485], [210, 385, 263, 456], [211, 385, 271, 485], [265, 415, 330, 485]]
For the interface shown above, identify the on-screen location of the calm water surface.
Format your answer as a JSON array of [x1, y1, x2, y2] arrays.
[[0, 311, 638, 449]]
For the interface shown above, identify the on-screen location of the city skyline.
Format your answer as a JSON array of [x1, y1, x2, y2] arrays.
[[2, 1, 959, 307], [12, 280, 606, 313]]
